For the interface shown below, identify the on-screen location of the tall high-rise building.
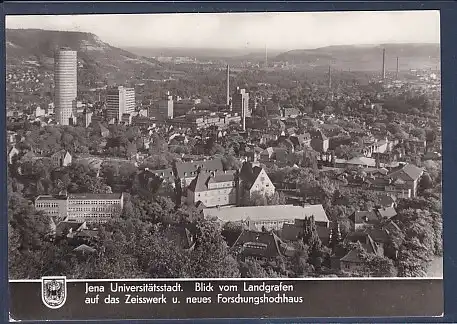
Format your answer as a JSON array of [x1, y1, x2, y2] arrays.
[[382, 48, 386, 80], [159, 92, 174, 120], [226, 64, 230, 107], [328, 65, 332, 89], [106, 86, 135, 122], [148, 91, 174, 120], [232, 87, 250, 131], [54, 48, 77, 125]]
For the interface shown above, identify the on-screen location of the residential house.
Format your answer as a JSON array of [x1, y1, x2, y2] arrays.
[[387, 163, 424, 197], [282, 106, 300, 118], [73, 244, 96, 254], [310, 129, 329, 153], [187, 170, 237, 208], [277, 137, 295, 153], [376, 206, 397, 220], [344, 231, 383, 256], [55, 221, 88, 239], [349, 210, 380, 231], [239, 162, 275, 201], [280, 219, 332, 245], [232, 230, 289, 264], [50, 150, 72, 167], [8, 147, 19, 164], [173, 158, 224, 189], [164, 224, 196, 251], [290, 133, 311, 150], [259, 147, 274, 162], [339, 249, 368, 273], [378, 194, 397, 208]]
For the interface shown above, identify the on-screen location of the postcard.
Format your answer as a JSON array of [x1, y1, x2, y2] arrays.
[[6, 10, 443, 321]]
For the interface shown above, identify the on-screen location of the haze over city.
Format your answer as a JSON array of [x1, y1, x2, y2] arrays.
[[6, 10, 440, 50]]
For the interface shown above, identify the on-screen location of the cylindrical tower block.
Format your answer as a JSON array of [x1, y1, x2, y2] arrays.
[[54, 49, 77, 125]]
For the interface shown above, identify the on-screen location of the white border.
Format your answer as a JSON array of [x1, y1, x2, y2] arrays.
[[11, 276, 443, 282]]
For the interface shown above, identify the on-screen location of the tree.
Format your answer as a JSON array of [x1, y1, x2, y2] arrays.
[[363, 254, 396, 277], [419, 173, 433, 191], [189, 219, 240, 278]]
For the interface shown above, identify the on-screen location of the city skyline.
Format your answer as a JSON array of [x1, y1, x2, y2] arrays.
[[6, 11, 440, 50]]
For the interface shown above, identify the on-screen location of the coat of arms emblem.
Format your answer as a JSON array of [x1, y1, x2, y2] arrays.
[[41, 276, 67, 309]]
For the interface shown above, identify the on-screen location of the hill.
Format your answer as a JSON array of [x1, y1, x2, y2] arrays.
[[275, 43, 440, 71], [6, 29, 167, 88]]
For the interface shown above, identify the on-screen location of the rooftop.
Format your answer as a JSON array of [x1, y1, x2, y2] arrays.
[[203, 204, 329, 224], [67, 193, 123, 200]]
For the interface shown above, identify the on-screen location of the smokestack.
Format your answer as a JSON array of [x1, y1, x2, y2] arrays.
[[265, 44, 268, 68], [396, 56, 399, 80], [226, 64, 230, 108], [328, 65, 332, 89], [382, 48, 386, 80]]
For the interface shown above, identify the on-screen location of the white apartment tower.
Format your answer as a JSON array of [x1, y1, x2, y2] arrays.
[[232, 87, 250, 131], [54, 48, 77, 125], [106, 86, 135, 122]]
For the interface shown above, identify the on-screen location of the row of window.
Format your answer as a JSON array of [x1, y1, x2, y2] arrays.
[[68, 207, 119, 212], [69, 213, 114, 218], [68, 200, 121, 205], [196, 190, 234, 197], [207, 182, 235, 189], [36, 203, 61, 208]]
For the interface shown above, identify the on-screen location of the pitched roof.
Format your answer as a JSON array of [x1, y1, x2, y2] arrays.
[[311, 129, 328, 141], [340, 249, 364, 263], [175, 158, 223, 178], [51, 150, 71, 159], [388, 163, 424, 181], [281, 223, 302, 241], [74, 229, 98, 239], [378, 194, 396, 207], [233, 230, 285, 258], [239, 163, 263, 190], [316, 226, 331, 245], [73, 244, 96, 253], [377, 206, 397, 219], [55, 221, 85, 236], [203, 204, 329, 224], [144, 168, 174, 180], [67, 193, 123, 200], [364, 228, 390, 244], [188, 170, 236, 192], [349, 210, 379, 225], [346, 157, 376, 167], [344, 232, 379, 255], [165, 225, 195, 250], [384, 220, 401, 233]]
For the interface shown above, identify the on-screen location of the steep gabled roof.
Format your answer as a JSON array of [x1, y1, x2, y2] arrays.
[[239, 162, 263, 190], [344, 232, 379, 255], [349, 210, 379, 225], [340, 249, 364, 263], [188, 170, 236, 192], [388, 163, 424, 181], [175, 158, 223, 178], [233, 230, 285, 258], [377, 206, 397, 219]]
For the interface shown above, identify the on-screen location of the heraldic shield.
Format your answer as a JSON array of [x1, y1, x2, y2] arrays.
[[41, 276, 67, 309]]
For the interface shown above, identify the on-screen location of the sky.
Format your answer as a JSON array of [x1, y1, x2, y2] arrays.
[[6, 11, 440, 50]]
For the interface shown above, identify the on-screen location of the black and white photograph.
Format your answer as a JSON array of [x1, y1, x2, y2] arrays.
[[6, 10, 443, 315]]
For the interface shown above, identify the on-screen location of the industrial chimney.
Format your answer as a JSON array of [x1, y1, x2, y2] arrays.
[[328, 65, 332, 89], [226, 64, 230, 109], [396, 56, 399, 80], [382, 49, 386, 80]]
